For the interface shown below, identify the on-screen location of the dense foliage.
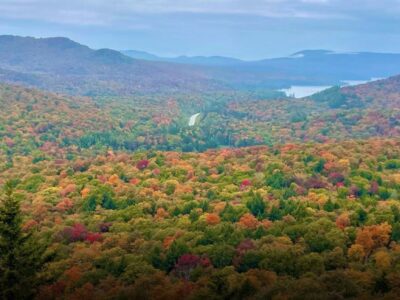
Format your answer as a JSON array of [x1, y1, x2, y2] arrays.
[[1, 78, 399, 156], [1, 138, 400, 298], [1, 75, 400, 299], [0, 181, 45, 299]]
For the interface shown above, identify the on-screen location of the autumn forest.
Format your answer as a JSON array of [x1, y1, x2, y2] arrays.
[[1, 22, 400, 300]]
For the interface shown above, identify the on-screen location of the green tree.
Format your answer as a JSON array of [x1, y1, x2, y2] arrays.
[[221, 203, 245, 222], [164, 241, 189, 271], [296, 253, 325, 275], [0, 181, 45, 299], [246, 192, 266, 218], [391, 223, 400, 242], [82, 186, 116, 212], [83, 195, 97, 212], [101, 193, 116, 210], [208, 244, 235, 268], [323, 199, 335, 212]]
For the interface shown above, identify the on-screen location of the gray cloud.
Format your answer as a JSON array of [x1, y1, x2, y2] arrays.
[[1, 0, 400, 26], [1, 0, 400, 59]]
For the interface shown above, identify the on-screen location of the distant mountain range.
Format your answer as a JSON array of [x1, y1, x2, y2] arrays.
[[1, 35, 400, 96], [121, 50, 243, 66], [0, 35, 223, 95], [123, 48, 400, 86]]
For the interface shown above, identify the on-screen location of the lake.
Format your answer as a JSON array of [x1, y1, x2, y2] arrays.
[[280, 78, 384, 98], [280, 86, 332, 98]]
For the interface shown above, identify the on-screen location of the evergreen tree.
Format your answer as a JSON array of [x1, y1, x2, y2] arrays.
[[0, 181, 45, 299], [246, 192, 266, 218], [83, 195, 97, 212], [323, 199, 335, 212]]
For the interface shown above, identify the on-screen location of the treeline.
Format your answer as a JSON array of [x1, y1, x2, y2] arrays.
[[2, 81, 400, 157]]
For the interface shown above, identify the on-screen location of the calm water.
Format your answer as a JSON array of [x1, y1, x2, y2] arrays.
[[281, 78, 384, 98], [341, 78, 383, 86], [280, 86, 332, 98]]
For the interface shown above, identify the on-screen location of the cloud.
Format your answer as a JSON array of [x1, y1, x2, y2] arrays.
[[1, 0, 400, 59], [1, 0, 400, 26]]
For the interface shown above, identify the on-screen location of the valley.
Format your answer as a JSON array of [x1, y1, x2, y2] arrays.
[[0, 32, 400, 300]]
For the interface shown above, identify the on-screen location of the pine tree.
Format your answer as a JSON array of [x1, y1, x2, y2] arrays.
[[246, 192, 266, 218], [0, 181, 45, 299]]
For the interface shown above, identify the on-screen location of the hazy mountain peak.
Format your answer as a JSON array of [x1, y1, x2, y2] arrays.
[[0, 35, 88, 49], [1, 35, 400, 96], [93, 48, 133, 63], [290, 50, 334, 57], [41, 36, 87, 49], [121, 50, 243, 66], [121, 50, 159, 61]]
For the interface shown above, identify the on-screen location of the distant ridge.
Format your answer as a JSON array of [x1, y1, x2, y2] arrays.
[[310, 74, 400, 109], [122, 47, 400, 89], [0, 35, 224, 95], [1, 35, 400, 95], [121, 50, 243, 66]]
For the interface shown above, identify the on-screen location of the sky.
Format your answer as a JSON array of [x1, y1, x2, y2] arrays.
[[0, 0, 400, 60]]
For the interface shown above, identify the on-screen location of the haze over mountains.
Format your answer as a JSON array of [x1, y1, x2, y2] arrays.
[[2, 33, 400, 300], [121, 50, 243, 66], [122, 49, 400, 85], [1, 35, 400, 97], [0, 35, 221, 96], [3, 0, 400, 298]]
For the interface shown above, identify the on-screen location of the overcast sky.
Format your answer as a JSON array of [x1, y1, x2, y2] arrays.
[[1, 0, 400, 59]]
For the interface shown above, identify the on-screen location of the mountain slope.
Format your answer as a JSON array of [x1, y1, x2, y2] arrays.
[[124, 48, 400, 88], [311, 74, 400, 109], [0, 35, 224, 95], [121, 50, 244, 66], [2, 35, 400, 96], [121, 49, 160, 61], [1, 74, 400, 155], [254, 50, 400, 82]]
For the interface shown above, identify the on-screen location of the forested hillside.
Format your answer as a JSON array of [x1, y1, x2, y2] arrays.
[[1, 138, 400, 298], [2, 0, 400, 297], [0, 36, 224, 95], [1, 74, 399, 155], [2, 35, 400, 96], [1, 73, 400, 299]]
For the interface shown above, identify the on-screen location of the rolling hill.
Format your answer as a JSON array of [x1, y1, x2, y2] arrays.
[[311, 74, 400, 109], [2, 35, 400, 97], [1, 80, 400, 299], [123, 48, 400, 88], [121, 50, 244, 66], [1, 73, 399, 155], [0, 35, 224, 96], [1, 57, 400, 299]]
